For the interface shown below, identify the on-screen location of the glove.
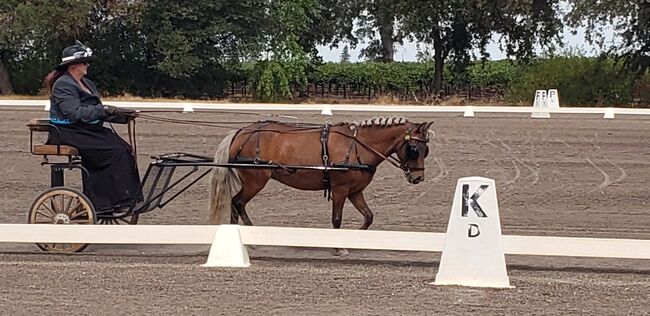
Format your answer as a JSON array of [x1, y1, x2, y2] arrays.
[[104, 105, 119, 114], [120, 108, 137, 115]]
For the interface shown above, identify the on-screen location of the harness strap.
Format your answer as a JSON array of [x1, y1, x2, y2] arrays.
[[255, 129, 261, 163], [321, 123, 332, 200], [344, 128, 358, 164], [234, 129, 255, 159]]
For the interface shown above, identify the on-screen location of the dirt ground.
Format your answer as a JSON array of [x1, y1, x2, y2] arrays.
[[1, 108, 649, 315]]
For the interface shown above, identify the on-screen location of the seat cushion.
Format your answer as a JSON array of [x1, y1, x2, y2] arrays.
[[32, 144, 79, 156]]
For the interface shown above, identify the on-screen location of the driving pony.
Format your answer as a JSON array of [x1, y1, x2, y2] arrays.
[[209, 117, 433, 246]]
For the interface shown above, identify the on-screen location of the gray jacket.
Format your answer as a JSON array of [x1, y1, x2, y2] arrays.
[[49, 72, 107, 124]]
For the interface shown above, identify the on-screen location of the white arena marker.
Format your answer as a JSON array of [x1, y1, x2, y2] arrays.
[[531, 90, 550, 118], [604, 107, 615, 119], [321, 104, 333, 116], [44, 102, 50, 111], [202, 225, 250, 268], [182, 103, 194, 113], [463, 106, 475, 117], [547, 89, 560, 109], [434, 177, 511, 288]]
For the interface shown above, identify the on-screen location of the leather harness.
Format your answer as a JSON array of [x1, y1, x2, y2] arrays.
[[230, 122, 426, 200]]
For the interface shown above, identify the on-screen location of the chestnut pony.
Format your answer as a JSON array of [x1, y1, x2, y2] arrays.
[[208, 117, 433, 242]]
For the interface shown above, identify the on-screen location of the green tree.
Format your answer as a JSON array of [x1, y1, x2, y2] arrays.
[[402, 0, 563, 92], [0, 0, 92, 94], [302, 0, 362, 59], [84, 0, 149, 95], [140, 0, 264, 80], [567, 0, 650, 75], [251, 0, 318, 101], [355, 0, 404, 62]]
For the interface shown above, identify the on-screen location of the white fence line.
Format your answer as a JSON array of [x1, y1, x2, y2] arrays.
[[1, 224, 648, 260], [1, 99, 650, 116]]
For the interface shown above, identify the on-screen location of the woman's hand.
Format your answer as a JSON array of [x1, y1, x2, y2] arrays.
[[104, 105, 119, 114]]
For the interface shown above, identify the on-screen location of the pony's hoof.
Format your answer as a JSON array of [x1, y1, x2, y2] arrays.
[[334, 248, 350, 256]]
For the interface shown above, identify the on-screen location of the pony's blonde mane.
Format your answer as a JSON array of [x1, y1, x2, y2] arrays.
[[343, 116, 409, 130]]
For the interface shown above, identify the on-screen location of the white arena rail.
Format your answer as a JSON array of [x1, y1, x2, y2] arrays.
[[0, 224, 648, 260], [1, 99, 650, 117]]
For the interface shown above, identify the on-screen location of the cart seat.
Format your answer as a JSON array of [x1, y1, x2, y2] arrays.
[[32, 144, 79, 156], [27, 119, 79, 156], [27, 119, 51, 132]]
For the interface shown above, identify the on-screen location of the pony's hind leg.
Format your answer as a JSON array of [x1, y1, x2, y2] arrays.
[[347, 191, 374, 230], [231, 191, 254, 226], [230, 169, 271, 225]]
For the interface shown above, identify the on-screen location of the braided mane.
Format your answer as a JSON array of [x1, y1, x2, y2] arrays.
[[257, 117, 410, 131], [338, 116, 409, 130]]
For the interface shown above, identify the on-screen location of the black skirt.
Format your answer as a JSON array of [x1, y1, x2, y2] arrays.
[[47, 123, 141, 212]]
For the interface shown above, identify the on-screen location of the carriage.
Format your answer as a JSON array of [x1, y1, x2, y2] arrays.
[[26, 115, 433, 253]]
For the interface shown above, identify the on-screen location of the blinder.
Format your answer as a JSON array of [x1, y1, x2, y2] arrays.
[[406, 143, 420, 160], [397, 129, 430, 176]]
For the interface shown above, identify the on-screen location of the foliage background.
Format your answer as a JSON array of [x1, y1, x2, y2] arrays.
[[0, 0, 647, 106]]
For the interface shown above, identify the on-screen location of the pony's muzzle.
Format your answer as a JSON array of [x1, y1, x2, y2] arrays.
[[405, 171, 424, 184], [410, 175, 424, 184]]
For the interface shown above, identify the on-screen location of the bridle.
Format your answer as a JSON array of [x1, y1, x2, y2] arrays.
[[397, 129, 429, 174], [352, 127, 429, 177]]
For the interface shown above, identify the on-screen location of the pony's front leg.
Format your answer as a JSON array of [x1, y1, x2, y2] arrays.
[[331, 189, 350, 256], [347, 191, 373, 230]]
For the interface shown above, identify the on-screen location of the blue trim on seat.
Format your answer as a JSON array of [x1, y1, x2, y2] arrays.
[[50, 118, 72, 125], [50, 117, 101, 125]]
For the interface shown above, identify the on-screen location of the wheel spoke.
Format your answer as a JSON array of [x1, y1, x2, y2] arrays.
[[34, 209, 55, 220], [64, 195, 74, 214], [69, 213, 89, 221], [69, 206, 90, 220], [50, 194, 61, 213], [60, 194, 71, 213], [38, 201, 56, 217]]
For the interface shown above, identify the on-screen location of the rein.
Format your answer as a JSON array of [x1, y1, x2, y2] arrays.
[[135, 113, 251, 129], [238, 125, 428, 174], [344, 129, 429, 174], [132, 114, 427, 174]]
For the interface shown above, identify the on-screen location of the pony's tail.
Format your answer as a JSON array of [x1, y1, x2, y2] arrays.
[[208, 130, 242, 224]]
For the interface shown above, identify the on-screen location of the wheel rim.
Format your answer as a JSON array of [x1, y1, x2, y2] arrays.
[[29, 188, 95, 253]]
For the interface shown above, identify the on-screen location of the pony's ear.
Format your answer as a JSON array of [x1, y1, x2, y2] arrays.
[[418, 121, 434, 133]]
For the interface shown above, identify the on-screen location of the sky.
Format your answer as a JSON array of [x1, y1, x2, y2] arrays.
[[317, 26, 617, 62]]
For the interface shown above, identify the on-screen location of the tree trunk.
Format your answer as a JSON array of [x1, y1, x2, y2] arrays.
[[0, 57, 14, 95], [378, 22, 394, 62], [376, 7, 395, 62], [432, 32, 444, 93]]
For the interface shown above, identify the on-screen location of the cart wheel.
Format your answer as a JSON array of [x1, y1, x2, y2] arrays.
[[97, 213, 139, 225], [28, 187, 96, 253]]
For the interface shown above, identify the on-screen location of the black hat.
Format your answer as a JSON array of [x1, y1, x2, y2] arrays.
[[55, 40, 95, 70]]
